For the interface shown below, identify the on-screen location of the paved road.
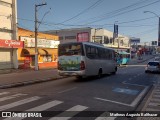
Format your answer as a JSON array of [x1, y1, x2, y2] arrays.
[[0, 59, 159, 120]]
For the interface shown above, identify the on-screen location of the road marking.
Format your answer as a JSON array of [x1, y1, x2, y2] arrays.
[[113, 88, 139, 95], [58, 87, 77, 94], [129, 78, 132, 80], [155, 89, 160, 93], [130, 86, 149, 107], [122, 81, 126, 84], [145, 108, 160, 111], [0, 96, 40, 111], [122, 81, 146, 87], [154, 91, 160, 94], [94, 97, 132, 107], [95, 112, 116, 120], [137, 74, 141, 76], [148, 102, 160, 107], [151, 98, 160, 102], [3, 100, 63, 120], [153, 95, 160, 98], [95, 86, 149, 107], [0, 93, 27, 102], [49, 105, 88, 120], [0, 92, 9, 96], [27, 100, 63, 111]]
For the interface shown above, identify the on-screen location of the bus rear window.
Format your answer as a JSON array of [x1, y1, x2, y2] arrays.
[[58, 43, 84, 56]]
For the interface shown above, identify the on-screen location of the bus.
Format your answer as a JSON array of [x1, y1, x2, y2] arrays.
[[116, 51, 130, 65], [58, 42, 117, 78]]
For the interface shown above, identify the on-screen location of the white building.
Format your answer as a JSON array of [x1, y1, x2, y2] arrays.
[[0, 0, 23, 69], [43, 27, 130, 51]]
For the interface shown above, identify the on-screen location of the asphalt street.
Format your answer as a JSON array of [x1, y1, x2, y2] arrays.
[[0, 59, 159, 120]]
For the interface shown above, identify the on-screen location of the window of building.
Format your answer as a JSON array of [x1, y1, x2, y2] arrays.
[[92, 36, 103, 44], [59, 36, 63, 40], [104, 36, 109, 44], [65, 36, 76, 40]]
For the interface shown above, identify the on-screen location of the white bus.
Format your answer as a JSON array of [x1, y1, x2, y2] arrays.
[[58, 42, 117, 78]]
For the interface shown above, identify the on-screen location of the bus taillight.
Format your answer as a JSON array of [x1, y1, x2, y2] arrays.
[[58, 61, 61, 70], [80, 61, 85, 70]]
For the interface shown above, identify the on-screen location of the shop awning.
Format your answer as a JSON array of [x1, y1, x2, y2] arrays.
[[44, 49, 53, 55], [38, 49, 47, 55], [22, 48, 35, 55]]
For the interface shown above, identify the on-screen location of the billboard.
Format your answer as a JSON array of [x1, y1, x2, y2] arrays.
[[152, 41, 157, 46], [77, 32, 89, 42], [20, 37, 59, 48], [130, 38, 140, 44]]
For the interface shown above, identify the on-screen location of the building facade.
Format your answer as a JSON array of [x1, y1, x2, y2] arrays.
[[18, 28, 59, 69], [43, 27, 130, 51], [0, 0, 22, 70]]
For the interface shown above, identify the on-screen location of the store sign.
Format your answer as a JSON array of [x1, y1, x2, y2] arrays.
[[152, 41, 157, 46], [0, 39, 24, 48], [20, 37, 60, 48], [77, 32, 89, 42], [130, 38, 140, 43]]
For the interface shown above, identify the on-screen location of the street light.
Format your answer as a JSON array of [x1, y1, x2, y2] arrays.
[[144, 11, 160, 46], [35, 2, 47, 71]]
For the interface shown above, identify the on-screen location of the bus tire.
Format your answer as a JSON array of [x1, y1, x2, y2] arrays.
[[76, 76, 83, 79], [112, 67, 117, 75], [97, 68, 102, 78]]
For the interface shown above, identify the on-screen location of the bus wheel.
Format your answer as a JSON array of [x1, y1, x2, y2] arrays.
[[112, 67, 117, 75], [76, 76, 83, 79], [97, 69, 102, 78]]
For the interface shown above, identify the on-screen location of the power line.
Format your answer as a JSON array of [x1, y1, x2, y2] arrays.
[[83, 0, 160, 25], [101, 16, 157, 26], [132, 27, 157, 36], [81, 0, 150, 24], [17, 16, 157, 28], [59, 0, 104, 24], [119, 24, 157, 27]]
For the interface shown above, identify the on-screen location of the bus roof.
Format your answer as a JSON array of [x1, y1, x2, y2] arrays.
[[59, 42, 113, 50], [118, 51, 130, 54]]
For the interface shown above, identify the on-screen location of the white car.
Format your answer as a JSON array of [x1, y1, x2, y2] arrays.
[[145, 61, 160, 73], [154, 57, 160, 61]]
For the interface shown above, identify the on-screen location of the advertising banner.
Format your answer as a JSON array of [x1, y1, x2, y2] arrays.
[[77, 32, 89, 42], [20, 37, 59, 48], [0, 39, 24, 48]]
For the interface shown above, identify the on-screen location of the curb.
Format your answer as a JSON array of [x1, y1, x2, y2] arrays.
[[0, 76, 68, 89]]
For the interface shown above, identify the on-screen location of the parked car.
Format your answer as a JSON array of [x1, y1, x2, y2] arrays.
[[154, 56, 160, 61], [145, 61, 160, 73]]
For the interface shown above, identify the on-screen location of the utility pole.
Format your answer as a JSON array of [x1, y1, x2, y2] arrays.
[[35, 2, 47, 71], [158, 17, 160, 46], [113, 22, 118, 47]]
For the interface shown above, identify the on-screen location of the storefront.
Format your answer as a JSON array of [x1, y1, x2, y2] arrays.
[[18, 37, 59, 69], [0, 39, 24, 69]]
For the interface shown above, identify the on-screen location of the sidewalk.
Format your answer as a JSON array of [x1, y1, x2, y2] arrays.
[[0, 68, 65, 89], [137, 80, 160, 120]]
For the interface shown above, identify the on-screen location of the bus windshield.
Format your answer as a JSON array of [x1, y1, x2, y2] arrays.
[[58, 43, 84, 56]]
